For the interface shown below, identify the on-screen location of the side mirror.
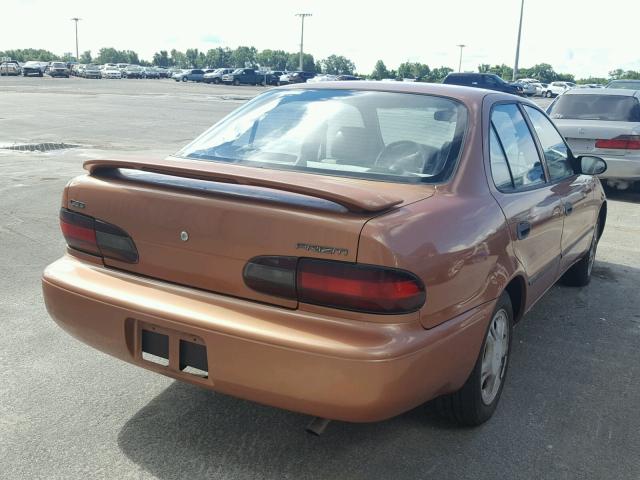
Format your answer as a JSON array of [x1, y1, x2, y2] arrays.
[[578, 155, 607, 175]]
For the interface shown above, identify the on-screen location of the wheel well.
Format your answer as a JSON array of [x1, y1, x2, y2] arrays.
[[597, 201, 607, 240], [505, 276, 526, 323]]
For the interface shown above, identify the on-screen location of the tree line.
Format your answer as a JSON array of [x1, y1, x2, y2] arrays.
[[2, 47, 639, 83]]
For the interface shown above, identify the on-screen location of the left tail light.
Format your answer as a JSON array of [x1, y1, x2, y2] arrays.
[[595, 135, 640, 150], [243, 256, 425, 314], [60, 208, 138, 263]]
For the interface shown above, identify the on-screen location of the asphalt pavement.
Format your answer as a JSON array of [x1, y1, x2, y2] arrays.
[[0, 77, 638, 480]]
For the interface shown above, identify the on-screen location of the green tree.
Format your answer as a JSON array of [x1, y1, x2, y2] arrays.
[[256, 49, 290, 70], [320, 55, 356, 75], [170, 49, 188, 68], [0, 49, 60, 62], [185, 48, 200, 67], [286, 53, 315, 72], [204, 47, 232, 68], [231, 46, 258, 67], [397, 62, 430, 81], [370, 60, 390, 80], [79, 50, 92, 64], [428, 66, 453, 82], [152, 50, 170, 67]]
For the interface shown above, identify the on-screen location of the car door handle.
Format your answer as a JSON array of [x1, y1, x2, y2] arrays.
[[564, 202, 574, 215], [517, 221, 531, 240]]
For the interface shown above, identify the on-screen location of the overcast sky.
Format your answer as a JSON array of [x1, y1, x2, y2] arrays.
[[3, 0, 639, 78]]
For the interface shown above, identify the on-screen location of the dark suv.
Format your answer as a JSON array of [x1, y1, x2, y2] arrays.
[[443, 73, 523, 95]]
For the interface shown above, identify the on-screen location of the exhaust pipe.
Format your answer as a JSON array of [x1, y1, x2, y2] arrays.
[[306, 417, 331, 436]]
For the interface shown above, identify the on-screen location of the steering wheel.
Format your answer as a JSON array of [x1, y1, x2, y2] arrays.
[[375, 140, 435, 175]]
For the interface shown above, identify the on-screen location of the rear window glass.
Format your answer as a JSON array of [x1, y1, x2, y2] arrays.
[[549, 94, 640, 121], [178, 89, 468, 184]]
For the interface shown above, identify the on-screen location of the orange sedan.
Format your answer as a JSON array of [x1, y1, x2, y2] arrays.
[[42, 82, 607, 428]]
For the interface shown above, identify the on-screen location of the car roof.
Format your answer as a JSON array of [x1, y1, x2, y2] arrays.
[[563, 88, 640, 98], [283, 80, 519, 107]]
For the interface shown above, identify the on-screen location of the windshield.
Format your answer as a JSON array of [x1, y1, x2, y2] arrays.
[[549, 94, 640, 121], [177, 89, 468, 184], [52, 63, 66, 68]]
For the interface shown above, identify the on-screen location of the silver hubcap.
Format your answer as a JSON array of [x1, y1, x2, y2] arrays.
[[481, 309, 509, 405]]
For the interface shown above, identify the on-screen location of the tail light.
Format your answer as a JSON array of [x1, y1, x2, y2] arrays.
[[60, 208, 138, 263], [243, 256, 425, 314], [595, 135, 640, 150]]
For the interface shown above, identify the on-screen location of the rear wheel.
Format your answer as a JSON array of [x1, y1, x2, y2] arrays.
[[436, 292, 513, 426], [561, 222, 599, 287]]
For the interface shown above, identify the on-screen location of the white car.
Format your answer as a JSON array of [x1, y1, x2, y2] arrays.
[[101, 67, 122, 79], [543, 81, 576, 98], [548, 88, 640, 190], [306, 74, 337, 83]]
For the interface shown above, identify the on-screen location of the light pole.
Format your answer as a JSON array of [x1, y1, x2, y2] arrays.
[[456, 44, 466, 72], [71, 17, 81, 62], [295, 13, 312, 71], [513, 0, 524, 81]]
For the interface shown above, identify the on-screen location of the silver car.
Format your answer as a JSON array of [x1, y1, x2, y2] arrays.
[[548, 89, 640, 190]]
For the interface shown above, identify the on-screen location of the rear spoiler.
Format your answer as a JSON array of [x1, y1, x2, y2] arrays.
[[84, 157, 403, 213]]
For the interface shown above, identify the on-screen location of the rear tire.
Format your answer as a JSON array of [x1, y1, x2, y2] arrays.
[[561, 222, 599, 287], [436, 292, 513, 426]]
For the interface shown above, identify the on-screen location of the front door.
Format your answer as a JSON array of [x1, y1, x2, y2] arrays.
[[521, 105, 599, 271]]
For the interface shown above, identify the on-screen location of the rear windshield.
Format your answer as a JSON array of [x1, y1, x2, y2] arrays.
[[606, 80, 640, 90], [549, 94, 640, 122], [177, 89, 468, 183]]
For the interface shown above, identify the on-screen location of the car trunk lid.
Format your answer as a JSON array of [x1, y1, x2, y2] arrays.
[[556, 120, 640, 157], [66, 157, 434, 308]]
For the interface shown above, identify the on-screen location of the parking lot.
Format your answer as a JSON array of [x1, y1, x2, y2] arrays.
[[1, 76, 639, 480]]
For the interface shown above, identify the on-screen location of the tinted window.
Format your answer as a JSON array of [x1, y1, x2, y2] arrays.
[[179, 89, 468, 184], [489, 126, 513, 190], [549, 94, 640, 122], [523, 106, 574, 181], [606, 80, 640, 90], [491, 104, 545, 189]]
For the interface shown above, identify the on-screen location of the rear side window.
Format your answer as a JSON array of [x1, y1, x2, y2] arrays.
[[549, 94, 640, 122], [491, 104, 546, 189], [489, 126, 513, 190], [523, 106, 574, 181]]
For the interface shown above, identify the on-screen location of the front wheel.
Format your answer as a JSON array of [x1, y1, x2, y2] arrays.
[[234, 79, 240, 86], [182, 77, 188, 82], [436, 292, 513, 426]]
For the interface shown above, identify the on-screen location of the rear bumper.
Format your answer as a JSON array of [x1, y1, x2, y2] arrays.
[[598, 156, 640, 181], [42, 254, 493, 422]]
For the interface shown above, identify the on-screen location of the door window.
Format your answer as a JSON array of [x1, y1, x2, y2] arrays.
[[522, 106, 574, 181], [491, 104, 546, 189]]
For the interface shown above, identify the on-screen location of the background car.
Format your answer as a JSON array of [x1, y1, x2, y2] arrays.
[[605, 80, 640, 90], [278, 71, 316, 85], [203, 68, 234, 84], [173, 69, 206, 82], [306, 74, 337, 83], [141, 67, 160, 79], [83, 64, 102, 79], [442, 73, 523, 95], [547, 88, 640, 190], [116, 63, 130, 72], [101, 66, 122, 79], [221, 68, 268, 85], [0, 60, 21, 76], [22, 61, 46, 77], [336, 75, 362, 81], [543, 81, 576, 97], [512, 80, 538, 96], [46, 62, 70, 78], [122, 65, 144, 79], [155, 67, 170, 78]]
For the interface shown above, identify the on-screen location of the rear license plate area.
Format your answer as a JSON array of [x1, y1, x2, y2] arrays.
[[139, 323, 209, 379]]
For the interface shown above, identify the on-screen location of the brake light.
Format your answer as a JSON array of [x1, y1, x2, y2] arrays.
[[243, 256, 425, 314], [60, 208, 138, 263], [595, 135, 640, 150]]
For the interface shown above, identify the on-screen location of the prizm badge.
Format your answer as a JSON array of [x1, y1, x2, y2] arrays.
[[296, 243, 349, 256], [69, 199, 85, 209]]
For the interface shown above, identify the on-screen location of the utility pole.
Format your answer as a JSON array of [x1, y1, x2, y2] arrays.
[[295, 13, 312, 71], [71, 17, 81, 62], [513, 0, 524, 81], [456, 44, 466, 72]]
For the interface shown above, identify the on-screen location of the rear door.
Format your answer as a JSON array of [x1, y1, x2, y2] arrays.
[[488, 103, 565, 303], [522, 105, 599, 271]]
